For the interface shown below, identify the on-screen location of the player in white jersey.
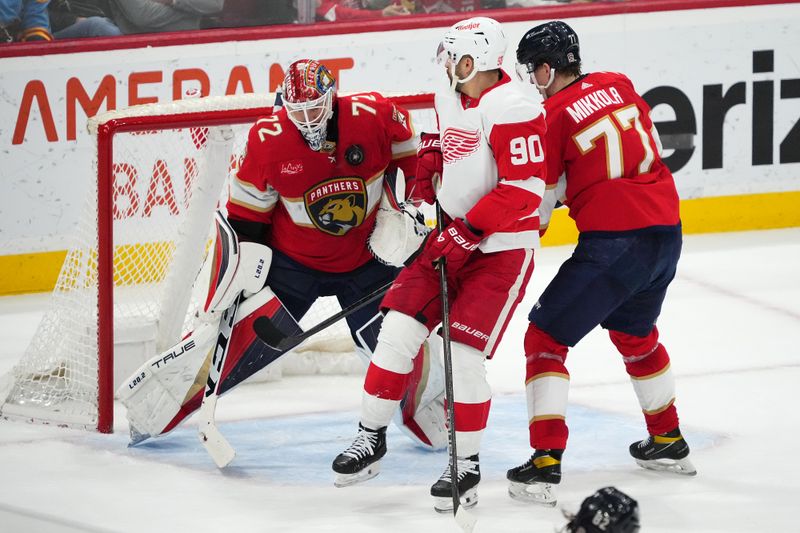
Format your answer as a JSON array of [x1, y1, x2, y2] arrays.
[[332, 17, 547, 512]]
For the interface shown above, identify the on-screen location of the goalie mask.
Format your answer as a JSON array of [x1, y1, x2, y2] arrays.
[[282, 59, 337, 151], [440, 17, 507, 89], [516, 20, 581, 96]]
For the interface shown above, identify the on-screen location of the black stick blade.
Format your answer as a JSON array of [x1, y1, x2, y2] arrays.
[[253, 316, 288, 349]]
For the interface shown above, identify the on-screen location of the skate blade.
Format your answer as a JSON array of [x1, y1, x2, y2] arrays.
[[433, 487, 478, 513], [334, 461, 381, 487], [635, 456, 697, 476], [507, 480, 557, 506]]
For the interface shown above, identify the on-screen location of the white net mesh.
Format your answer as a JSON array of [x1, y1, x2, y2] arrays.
[[0, 93, 436, 430], [1, 121, 236, 428]]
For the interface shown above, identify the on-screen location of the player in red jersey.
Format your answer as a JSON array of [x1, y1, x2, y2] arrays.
[[506, 20, 696, 507], [333, 17, 547, 513], [214, 59, 448, 450]]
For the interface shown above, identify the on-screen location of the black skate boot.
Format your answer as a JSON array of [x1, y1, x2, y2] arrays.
[[629, 427, 696, 475], [332, 423, 387, 487], [430, 454, 480, 513], [506, 448, 563, 506]]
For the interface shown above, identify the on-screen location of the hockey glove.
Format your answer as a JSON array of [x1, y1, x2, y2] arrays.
[[412, 132, 442, 205], [422, 218, 482, 273]]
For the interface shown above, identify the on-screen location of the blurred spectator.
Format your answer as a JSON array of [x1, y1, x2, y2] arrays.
[[48, 0, 122, 38], [204, 0, 295, 28], [1, 0, 53, 42], [106, 0, 223, 33], [410, 0, 506, 12], [508, 0, 623, 5], [316, 0, 410, 22]]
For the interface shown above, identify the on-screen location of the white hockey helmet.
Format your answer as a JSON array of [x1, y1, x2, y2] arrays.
[[441, 17, 507, 86]]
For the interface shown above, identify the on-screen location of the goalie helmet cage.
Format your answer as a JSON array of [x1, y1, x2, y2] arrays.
[[0, 92, 435, 434]]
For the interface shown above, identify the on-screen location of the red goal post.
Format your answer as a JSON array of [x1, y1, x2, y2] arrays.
[[0, 92, 435, 434]]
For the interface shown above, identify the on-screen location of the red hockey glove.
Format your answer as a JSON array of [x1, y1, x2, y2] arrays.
[[412, 132, 441, 205], [422, 218, 482, 273]]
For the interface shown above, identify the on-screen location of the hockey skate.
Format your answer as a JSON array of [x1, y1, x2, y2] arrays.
[[506, 449, 562, 506], [430, 454, 480, 513], [332, 424, 387, 487], [629, 427, 696, 475]]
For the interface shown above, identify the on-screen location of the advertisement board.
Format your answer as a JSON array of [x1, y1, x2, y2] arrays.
[[0, 2, 798, 292]]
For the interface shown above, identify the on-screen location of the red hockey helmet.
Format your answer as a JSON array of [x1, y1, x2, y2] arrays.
[[282, 59, 337, 150]]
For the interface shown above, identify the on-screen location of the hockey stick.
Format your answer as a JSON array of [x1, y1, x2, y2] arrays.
[[197, 295, 240, 468], [252, 279, 393, 352], [435, 202, 477, 533]]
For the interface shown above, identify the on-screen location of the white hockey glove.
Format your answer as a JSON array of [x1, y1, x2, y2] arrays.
[[204, 211, 272, 315], [369, 168, 431, 267]]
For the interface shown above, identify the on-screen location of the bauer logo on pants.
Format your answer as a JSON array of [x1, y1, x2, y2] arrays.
[[304, 177, 367, 236]]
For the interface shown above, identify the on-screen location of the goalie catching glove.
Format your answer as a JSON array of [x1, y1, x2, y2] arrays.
[[204, 211, 272, 316], [369, 168, 430, 267]]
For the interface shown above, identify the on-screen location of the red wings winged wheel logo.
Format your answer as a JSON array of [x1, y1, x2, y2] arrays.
[[441, 128, 481, 163]]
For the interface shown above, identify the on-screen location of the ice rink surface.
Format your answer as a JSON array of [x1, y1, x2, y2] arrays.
[[1, 228, 798, 532]]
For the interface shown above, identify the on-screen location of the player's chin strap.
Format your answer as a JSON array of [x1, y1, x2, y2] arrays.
[[534, 66, 556, 98], [449, 60, 479, 91]]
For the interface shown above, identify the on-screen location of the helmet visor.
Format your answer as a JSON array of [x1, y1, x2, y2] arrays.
[[515, 61, 535, 83]]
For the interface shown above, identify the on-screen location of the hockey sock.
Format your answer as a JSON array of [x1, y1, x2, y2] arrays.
[[610, 327, 679, 435], [361, 311, 430, 430], [450, 342, 491, 457], [524, 323, 570, 450]]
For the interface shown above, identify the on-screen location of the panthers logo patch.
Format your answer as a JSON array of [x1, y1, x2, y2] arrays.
[[305, 177, 367, 236]]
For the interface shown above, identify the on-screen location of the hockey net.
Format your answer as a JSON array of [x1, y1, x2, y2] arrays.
[[0, 92, 435, 433]]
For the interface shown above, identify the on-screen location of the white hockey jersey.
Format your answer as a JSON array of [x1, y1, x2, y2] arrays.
[[435, 71, 547, 253]]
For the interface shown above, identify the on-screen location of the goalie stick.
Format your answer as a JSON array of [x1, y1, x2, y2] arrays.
[[436, 202, 477, 533], [197, 296, 242, 468], [197, 295, 240, 468], [252, 278, 394, 351]]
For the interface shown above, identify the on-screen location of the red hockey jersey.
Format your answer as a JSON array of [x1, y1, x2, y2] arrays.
[[543, 71, 680, 232], [227, 93, 416, 272]]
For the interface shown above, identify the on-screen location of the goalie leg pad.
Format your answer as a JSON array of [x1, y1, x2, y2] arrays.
[[397, 336, 448, 449], [118, 286, 302, 443], [204, 211, 272, 315], [117, 322, 218, 441]]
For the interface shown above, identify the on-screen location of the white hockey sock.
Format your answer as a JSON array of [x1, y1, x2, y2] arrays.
[[451, 342, 491, 458], [361, 311, 429, 430]]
